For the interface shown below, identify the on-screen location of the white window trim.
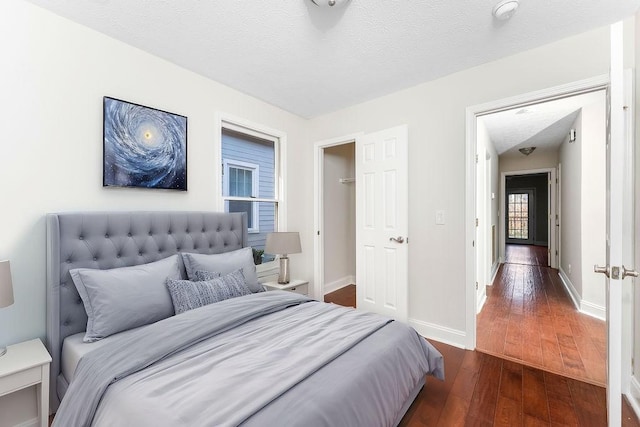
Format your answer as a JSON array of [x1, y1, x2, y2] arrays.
[[223, 159, 260, 233], [215, 112, 288, 275]]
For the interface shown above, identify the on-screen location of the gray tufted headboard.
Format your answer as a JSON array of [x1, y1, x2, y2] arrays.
[[45, 211, 248, 410]]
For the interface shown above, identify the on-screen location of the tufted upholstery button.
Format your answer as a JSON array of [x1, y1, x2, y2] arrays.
[[148, 231, 153, 236], [61, 282, 66, 287], [79, 235, 84, 240], [202, 229, 205, 233], [168, 230, 172, 235], [63, 320, 70, 326], [66, 259, 71, 263], [139, 252, 143, 256], [117, 254, 121, 258], [224, 242, 228, 247], [217, 227, 221, 232], [128, 232, 132, 237], [176, 247, 181, 251], [76, 299, 82, 304], [105, 234, 109, 238], [93, 257, 98, 261]]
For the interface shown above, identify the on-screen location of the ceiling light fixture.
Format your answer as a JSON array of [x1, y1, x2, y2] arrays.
[[493, 0, 520, 20], [519, 147, 536, 156], [310, 0, 350, 7]]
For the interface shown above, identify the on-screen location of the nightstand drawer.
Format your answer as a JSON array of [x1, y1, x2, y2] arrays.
[[0, 366, 41, 396], [286, 283, 308, 295]]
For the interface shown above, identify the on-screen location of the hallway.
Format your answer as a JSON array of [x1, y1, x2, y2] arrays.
[[477, 245, 606, 386]]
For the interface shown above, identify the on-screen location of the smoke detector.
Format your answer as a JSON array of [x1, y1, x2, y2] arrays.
[[493, 0, 520, 20]]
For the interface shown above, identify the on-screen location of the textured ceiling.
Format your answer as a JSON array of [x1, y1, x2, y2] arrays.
[[481, 90, 605, 156], [24, 0, 639, 118]]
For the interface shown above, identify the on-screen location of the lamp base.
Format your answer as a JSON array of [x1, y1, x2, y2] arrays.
[[278, 256, 290, 284], [0, 347, 6, 357]]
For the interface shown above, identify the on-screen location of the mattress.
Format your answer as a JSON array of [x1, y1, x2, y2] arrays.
[[60, 327, 141, 382]]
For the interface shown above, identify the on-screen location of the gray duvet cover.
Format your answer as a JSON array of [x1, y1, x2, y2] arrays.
[[53, 291, 444, 427]]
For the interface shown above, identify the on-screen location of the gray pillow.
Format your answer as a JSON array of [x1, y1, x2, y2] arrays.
[[181, 247, 262, 293], [70, 254, 181, 343], [166, 269, 252, 314], [194, 270, 221, 281]]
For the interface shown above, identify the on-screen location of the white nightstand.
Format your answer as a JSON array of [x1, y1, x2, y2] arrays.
[[262, 279, 309, 296], [0, 339, 51, 427]]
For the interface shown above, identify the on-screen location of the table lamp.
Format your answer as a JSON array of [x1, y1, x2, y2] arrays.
[[0, 260, 15, 357], [265, 232, 301, 284]]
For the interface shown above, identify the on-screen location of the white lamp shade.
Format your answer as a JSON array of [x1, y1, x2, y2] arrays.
[[265, 232, 302, 256], [0, 260, 14, 309]]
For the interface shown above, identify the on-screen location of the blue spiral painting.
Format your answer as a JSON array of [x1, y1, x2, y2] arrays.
[[103, 97, 187, 190]]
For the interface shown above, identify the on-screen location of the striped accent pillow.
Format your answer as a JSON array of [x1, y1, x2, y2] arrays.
[[166, 269, 252, 314]]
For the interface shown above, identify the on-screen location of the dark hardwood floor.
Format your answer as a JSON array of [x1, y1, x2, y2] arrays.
[[478, 249, 606, 386], [505, 244, 549, 267], [327, 283, 638, 426], [324, 284, 356, 307], [400, 340, 639, 427]]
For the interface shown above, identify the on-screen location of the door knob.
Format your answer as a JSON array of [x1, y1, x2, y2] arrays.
[[622, 265, 639, 279], [594, 265, 610, 278], [389, 236, 405, 244]]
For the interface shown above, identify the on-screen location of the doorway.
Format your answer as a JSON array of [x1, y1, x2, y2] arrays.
[[470, 84, 609, 389], [322, 143, 356, 299], [313, 136, 358, 301], [504, 173, 550, 267]]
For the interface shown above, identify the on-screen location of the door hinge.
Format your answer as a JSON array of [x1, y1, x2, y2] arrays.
[[472, 240, 475, 247], [476, 218, 479, 227], [406, 237, 409, 244], [317, 230, 320, 236], [556, 250, 558, 255], [476, 282, 479, 290], [475, 154, 479, 163]]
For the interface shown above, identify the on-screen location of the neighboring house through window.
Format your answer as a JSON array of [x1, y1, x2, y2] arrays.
[[219, 119, 285, 260]]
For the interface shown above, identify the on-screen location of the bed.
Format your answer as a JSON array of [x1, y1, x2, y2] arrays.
[[46, 211, 444, 426]]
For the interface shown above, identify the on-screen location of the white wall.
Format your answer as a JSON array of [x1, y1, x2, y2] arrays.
[[634, 8, 640, 399], [579, 92, 607, 313], [559, 113, 584, 298], [308, 24, 613, 343], [558, 91, 607, 318], [0, 1, 308, 423], [499, 149, 559, 173], [322, 144, 356, 292], [475, 118, 499, 308]]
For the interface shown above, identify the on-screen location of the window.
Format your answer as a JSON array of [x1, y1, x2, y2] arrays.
[[223, 159, 259, 232], [219, 119, 285, 260], [507, 193, 529, 239]]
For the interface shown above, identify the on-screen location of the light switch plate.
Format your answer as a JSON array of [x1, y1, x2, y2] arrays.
[[435, 210, 445, 225]]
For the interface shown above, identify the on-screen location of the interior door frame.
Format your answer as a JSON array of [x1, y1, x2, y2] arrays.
[[313, 132, 363, 300], [500, 169, 556, 264], [465, 74, 609, 350]]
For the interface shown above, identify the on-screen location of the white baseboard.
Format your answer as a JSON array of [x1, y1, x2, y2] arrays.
[[557, 268, 606, 320], [323, 275, 355, 295], [488, 261, 500, 286], [628, 376, 640, 422], [408, 318, 467, 349], [557, 268, 580, 310], [14, 418, 38, 427], [476, 289, 487, 314], [580, 300, 606, 321]]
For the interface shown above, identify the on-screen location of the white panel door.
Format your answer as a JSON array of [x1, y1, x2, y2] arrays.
[[356, 125, 408, 322], [600, 21, 634, 426]]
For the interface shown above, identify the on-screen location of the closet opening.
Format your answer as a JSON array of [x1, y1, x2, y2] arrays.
[[314, 137, 357, 307]]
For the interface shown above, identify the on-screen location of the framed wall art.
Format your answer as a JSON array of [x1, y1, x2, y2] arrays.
[[103, 97, 187, 191]]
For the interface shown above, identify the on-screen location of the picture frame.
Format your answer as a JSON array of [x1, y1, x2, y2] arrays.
[[103, 97, 187, 191]]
